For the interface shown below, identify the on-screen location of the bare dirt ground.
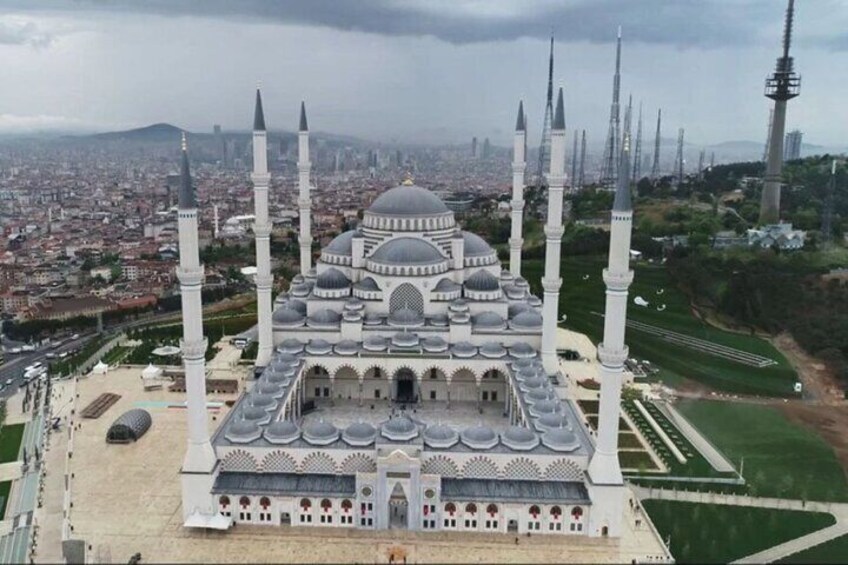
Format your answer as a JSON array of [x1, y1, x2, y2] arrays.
[[778, 402, 848, 484], [769, 332, 844, 404]]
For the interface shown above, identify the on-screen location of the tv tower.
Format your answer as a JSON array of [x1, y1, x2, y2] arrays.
[[762, 109, 774, 163], [650, 108, 662, 178], [673, 128, 685, 189], [632, 102, 643, 182], [571, 130, 579, 190], [536, 35, 555, 186], [578, 130, 587, 189], [600, 27, 623, 187], [760, 0, 801, 225], [697, 149, 706, 181], [822, 160, 836, 246]]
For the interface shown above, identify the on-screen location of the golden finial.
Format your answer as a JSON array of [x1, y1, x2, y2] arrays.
[[181, 131, 187, 151], [402, 172, 414, 186]]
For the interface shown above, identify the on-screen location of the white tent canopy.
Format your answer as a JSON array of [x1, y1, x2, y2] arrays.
[[142, 363, 163, 380], [92, 360, 109, 374]]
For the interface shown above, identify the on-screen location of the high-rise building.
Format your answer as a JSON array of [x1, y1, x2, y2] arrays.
[[482, 137, 491, 159], [471, 137, 478, 158], [784, 129, 802, 161]]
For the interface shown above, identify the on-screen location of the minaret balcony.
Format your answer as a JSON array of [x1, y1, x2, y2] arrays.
[[544, 225, 564, 239], [508, 237, 523, 249], [541, 277, 562, 292], [547, 175, 565, 187], [510, 200, 525, 211], [180, 337, 208, 360], [297, 198, 311, 209], [254, 274, 274, 289], [511, 163, 526, 174], [252, 223, 272, 238], [251, 172, 270, 184], [602, 268, 634, 290], [177, 266, 204, 286], [297, 162, 312, 172], [597, 342, 628, 367]]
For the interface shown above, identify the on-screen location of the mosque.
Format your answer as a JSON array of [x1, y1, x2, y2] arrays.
[[174, 87, 634, 539]]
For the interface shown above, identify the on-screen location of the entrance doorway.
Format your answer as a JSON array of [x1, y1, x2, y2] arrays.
[[507, 519, 518, 533], [280, 512, 291, 526], [394, 369, 416, 404], [388, 483, 409, 529]]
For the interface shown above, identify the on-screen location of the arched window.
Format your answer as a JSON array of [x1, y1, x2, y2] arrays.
[[300, 498, 312, 511], [571, 506, 583, 520], [321, 499, 333, 512], [341, 499, 352, 513], [529, 505, 540, 518], [550, 506, 562, 519], [219, 495, 230, 508], [486, 504, 498, 516], [239, 496, 250, 508], [260, 497, 271, 510], [445, 502, 456, 516], [465, 503, 477, 515]]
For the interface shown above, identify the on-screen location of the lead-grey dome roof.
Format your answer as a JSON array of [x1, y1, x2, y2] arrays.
[[465, 269, 500, 291], [257, 381, 284, 398], [541, 427, 581, 452], [533, 413, 571, 432], [264, 420, 300, 444], [241, 406, 271, 424], [302, 420, 340, 445], [325, 230, 358, 255], [316, 267, 351, 289], [451, 341, 477, 358], [509, 342, 537, 358], [370, 238, 445, 265], [342, 421, 378, 446], [305, 339, 332, 355], [461, 424, 499, 449], [462, 231, 495, 257], [272, 307, 305, 325], [510, 310, 543, 330], [362, 335, 388, 352], [472, 311, 506, 329], [421, 336, 448, 353], [381, 415, 418, 441], [388, 307, 424, 327], [226, 418, 262, 443], [368, 184, 449, 216], [334, 339, 359, 355], [479, 341, 507, 359], [307, 309, 342, 326], [355, 277, 380, 291], [391, 332, 420, 348], [528, 399, 561, 417], [423, 423, 460, 448], [434, 278, 461, 292], [501, 426, 540, 451]]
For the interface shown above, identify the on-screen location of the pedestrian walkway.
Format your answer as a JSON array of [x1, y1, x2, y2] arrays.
[[733, 522, 848, 563]]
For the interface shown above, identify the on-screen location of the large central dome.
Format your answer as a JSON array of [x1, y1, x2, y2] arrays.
[[368, 184, 449, 216]]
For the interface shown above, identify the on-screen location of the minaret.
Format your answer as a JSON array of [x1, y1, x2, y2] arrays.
[[176, 133, 217, 525], [251, 89, 274, 367], [632, 102, 643, 182], [600, 27, 622, 186], [509, 100, 527, 277], [297, 102, 313, 275], [760, 0, 800, 225], [541, 88, 566, 374], [586, 131, 633, 538], [650, 108, 662, 178], [536, 36, 555, 185], [578, 130, 586, 189], [570, 130, 579, 191]]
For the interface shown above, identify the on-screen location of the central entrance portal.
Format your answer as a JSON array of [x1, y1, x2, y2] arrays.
[[394, 369, 416, 404], [388, 482, 409, 529]]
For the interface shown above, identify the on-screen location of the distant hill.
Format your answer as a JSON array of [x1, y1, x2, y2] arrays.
[[88, 123, 186, 142]]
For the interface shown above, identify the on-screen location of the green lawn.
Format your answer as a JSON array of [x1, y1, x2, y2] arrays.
[[777, 533, 848, 564], [0, 423, 25, 463], [676, 400, 848, 502], [642, 500, 836, 564], [0, 480, 10, 520], [524, 255, 797, 396]]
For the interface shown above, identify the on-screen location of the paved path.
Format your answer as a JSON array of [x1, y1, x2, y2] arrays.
[[632, 486, 848, 563], [657, 401, 736, 472]]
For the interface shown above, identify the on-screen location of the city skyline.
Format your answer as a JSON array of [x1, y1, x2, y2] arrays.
[[1, 1, 847, 146]]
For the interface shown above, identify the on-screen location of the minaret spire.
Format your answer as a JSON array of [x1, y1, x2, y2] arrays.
[[632, 102, 643, 182], [536, 35, 555, 185], [650, 108, 662, 178], [297, 101, 314, 276], [509, 100, 527, 277], [251, 88, 274, 368], [600, 27, 623, 186]]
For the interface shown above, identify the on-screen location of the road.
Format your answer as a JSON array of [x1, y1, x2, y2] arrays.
[[0, 333, 96, 398]]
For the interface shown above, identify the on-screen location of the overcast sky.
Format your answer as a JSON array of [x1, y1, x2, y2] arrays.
[[0, 0, 846, 147]]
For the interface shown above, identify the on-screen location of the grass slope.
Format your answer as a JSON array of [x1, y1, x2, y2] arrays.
[[642, 500, 835, 564], [0, 481, 10, 520], [676, 400, 848, 502], [777, 533, 848, 564], [0, 423, 25, 464], [524, 255, 797, 395]]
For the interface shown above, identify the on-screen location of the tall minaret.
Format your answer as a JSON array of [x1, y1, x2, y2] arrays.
[[759, 0, 800, 225], [251, 89, 274, 367], [297, 102, 313, 276], [509, 100, 526, 277], [536, 36, 555, 185], [176, 133, 217, 524], [600, 27, 622, 186], [586, 132, 633, 537], [541, 88, 566, 374]]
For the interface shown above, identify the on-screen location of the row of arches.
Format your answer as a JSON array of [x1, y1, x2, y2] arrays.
[[220, 449, 584, 481], [305, 364, 507, 384], [441, 503, 583, 520]]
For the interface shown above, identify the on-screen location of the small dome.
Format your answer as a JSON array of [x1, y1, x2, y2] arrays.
[[266, 373, 291, 387], [514, 277, 530, 289], [343, 297, 364, 311], [334, 340, 360, 355], [529, 399, 562, 417], [240, 406, 270, 425], [368, 184, 449, 216], [257, 381, 284, 398], [479, 341, 507, 359], [264, 420, 300, 444], [500, 269, 515, 282], [465, 270, 500, 292], [533, 413, 571, 433], [421, 336, 448, 353], [511, 357, 537, 370], [273, 292, 290, 307], [451, 341, 477, 358], [472, 311, 506, 330], [527, 295, 543, 307], [355, 277, 380, 291], [226, 419, 261, 443], [501, 426, 540, 451], [316, 267, 351, 290], [325, 230, 358, 256], [277, 339, 305, 355], [461, 425, 499, 450], [381, 415, 418, 441], [362, 335, 388, 352], [503, 284, 526, 300], [307, 309, 342, 327], [434, 278, 461, 293], [286, 298, 308, 314], [290, 282, 312, 298], [305, 339, 332, 355], [462, 231, 495, 257], [450, 311, 470, 323], [430, 313, 449, 326], [423, 423, 459, 448], [272, 307, 305, 326], [511, 310, 543, 330], [449, 299, 469, 313], [509, 342, 537, 359], [388, 307, 424, 327], [525, 388, 553, 403], [520, 376, 548, 391], [291, 274, 306, 285], [272, 352, 300, 365], [302, 420, 340, 446], [248, 393, 277, 410], [343, 421, 378, 447], [541, 427, 581, 452], [342, 309, 360, 322], [391, 332, 420, 348], [515, 366, 545, 381], [370, 238, 445, 265], [508, 303, 532, 318], [363, 313, 383, 326]]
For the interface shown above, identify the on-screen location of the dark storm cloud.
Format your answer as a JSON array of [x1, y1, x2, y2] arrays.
[[0, 0, 779, 48]]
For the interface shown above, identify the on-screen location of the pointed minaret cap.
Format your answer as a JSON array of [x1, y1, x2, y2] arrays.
[[552, 87, 565, 131], [253, 88, 266, 131], [515, 100, 525, 132], [299, 101, 308, 132], [178, 132, 197, 210], [613, 134, 632, 212]]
